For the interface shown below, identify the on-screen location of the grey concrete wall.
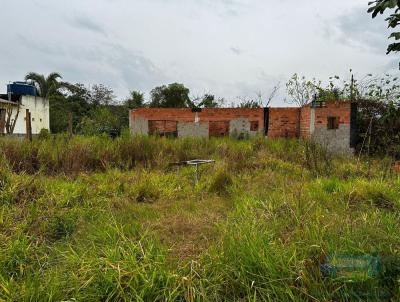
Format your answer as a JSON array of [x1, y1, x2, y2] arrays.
[[130, 116, 149, 135], [229, 118, 251, 138], [310, 107, 315, 135], [177, 122, 209, 138], [312, 124, 353, 154], [229, 118, 262, 138]]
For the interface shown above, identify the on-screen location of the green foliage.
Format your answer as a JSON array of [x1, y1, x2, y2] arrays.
[[46, 215, 77, 240], [133, 175, 161, 203], [286, 73, 321, 106], [149, 83, 191, 108], [368, 0, 400, 58], [191, 94, 222, 108], [0, 235, 33, 278], [78, 107, 120, 135], [125, 90, 146, 109], [49, 83, 91, 133], [237, 98, 262, 108], [209, 168, 233, 195], [357, 98, 400, 158], [87, 84, 116, 107], [25, 72, 68, 99], [47, 82, 126, 134], [38, 128, 51, 140]]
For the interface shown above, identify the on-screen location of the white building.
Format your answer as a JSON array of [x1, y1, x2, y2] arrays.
[[0, 85, 50, 135]]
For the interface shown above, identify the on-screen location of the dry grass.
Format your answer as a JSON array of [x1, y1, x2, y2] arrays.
[[143, 196, 232, 261]]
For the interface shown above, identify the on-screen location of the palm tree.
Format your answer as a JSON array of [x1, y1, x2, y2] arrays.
[[25, 72, 68, 99]]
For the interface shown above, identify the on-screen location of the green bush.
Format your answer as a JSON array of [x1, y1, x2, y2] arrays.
[[37, 128, 51, 140]]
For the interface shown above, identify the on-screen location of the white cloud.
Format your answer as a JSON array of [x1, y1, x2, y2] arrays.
[[0, 0, 397, 105]]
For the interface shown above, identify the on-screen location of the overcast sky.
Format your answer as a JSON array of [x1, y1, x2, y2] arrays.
[[0, 0, 398, 105]]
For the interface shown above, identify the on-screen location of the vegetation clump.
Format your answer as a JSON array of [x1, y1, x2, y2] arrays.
[[209, 168, 234, 195], [134, 179, 161, 203]]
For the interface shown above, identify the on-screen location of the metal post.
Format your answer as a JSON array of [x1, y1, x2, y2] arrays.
[[194, 164, 199, 185], [0, 109, 5, 134]]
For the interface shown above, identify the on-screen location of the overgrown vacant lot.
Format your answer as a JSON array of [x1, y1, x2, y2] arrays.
[[0, 135, 399, 301]]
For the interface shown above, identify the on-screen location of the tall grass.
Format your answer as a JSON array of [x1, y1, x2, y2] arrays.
[[0, 134, 391, 178], [0, 135, 399, 301]]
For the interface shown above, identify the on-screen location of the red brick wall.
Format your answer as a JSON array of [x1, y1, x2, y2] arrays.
[[131, 108, 265, 136], [314, 101, 351, 129], [209, 121, 230, 137], [149, 120, 177, 135], [268, 108, 300, 138], [131, 108, 195, 122]]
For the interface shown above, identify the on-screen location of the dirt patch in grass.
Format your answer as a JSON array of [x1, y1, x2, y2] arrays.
[[139, 196, 232, 262]]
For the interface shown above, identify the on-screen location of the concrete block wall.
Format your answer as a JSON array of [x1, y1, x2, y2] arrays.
[[229, 118, 250, 137], [130, 114, 148, 135], [313, 124, 352, 153], [177, 122, 209, 138]]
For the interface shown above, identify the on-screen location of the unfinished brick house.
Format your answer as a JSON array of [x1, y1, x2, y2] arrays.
[[129, 101, 357, 153]]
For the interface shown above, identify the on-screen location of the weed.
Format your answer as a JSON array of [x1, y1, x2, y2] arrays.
[[209, 168, 234, 195], [349, 189, 396, 210], [134, 177, 161, 203], [0, 235, 33, 278], [46, 215, 76, 241]]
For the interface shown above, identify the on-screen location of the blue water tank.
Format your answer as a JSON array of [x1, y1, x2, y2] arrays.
[[7, 82, 37, 96]]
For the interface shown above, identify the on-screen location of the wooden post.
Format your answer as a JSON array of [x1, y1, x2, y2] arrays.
[[26, 109, 32, 142], [68, 112, 73, 137], [0, 109, 5, 134]]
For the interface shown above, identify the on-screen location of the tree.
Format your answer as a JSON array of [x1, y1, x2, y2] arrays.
[[322, 72, 400, 103], [255, 82, 281, 107], [25, 72, 68, 99], [49, 83, 91, 133], [77, 107, 119, 136], [286, 74, 321, 107], [368, 0, 400, 61], [267, 83, 281, 106], [191, 94, 222, 108], [149, 83, 191, 108], [125, 91, 146, 109], [88, 84, 115, 107]]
